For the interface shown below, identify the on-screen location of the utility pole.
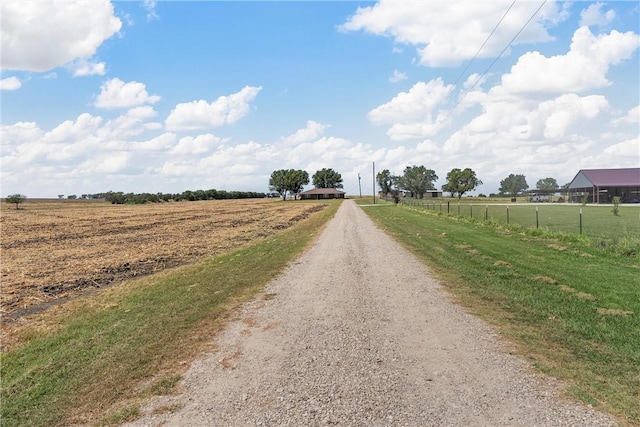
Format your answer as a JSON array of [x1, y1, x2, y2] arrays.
[[358, 173, 362, 198], [373, 161, 376, 204]]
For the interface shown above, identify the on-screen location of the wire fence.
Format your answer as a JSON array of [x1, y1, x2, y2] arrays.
[[400, 198, 640, 239]]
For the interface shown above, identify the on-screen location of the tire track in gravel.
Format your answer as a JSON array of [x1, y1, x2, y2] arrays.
[[126, 200, 615, 426]]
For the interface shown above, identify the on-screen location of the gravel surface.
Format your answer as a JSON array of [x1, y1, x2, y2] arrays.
[[126, 200, 616, 427]]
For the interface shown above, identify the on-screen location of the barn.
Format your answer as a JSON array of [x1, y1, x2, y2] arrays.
[[299, 188, 346, 200], [567, 168, 640, 204]]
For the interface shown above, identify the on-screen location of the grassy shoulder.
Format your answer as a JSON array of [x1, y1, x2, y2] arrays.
[[1, 200, 340, 427], [358, 201, 639, 426]]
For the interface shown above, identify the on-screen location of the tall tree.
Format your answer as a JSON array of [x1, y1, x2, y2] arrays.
[[376, 169, 395, 195], [499, 174, 529, 198], [269, 169, 309, 201], [6, 194, 26, 210], [400, 165, 438, 199], [290, 169, 310, 199], [312, 168, 343, 189], [536, 177, 559, 191], [442, 168, 482, 199]]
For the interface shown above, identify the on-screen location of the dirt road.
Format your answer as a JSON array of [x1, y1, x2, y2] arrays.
[[128, 200, 614, 426]]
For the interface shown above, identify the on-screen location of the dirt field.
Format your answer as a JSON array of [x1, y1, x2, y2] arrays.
[[0, 199, 325, 324]]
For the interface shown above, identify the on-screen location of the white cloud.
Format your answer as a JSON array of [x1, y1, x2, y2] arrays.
[[502, 26, 640, 94], [95, 78, 160, 109], [281, 120, 329, 145], [165, 86, 262, 131], [71, 59, 106, 77], [389, 69, 407, 83], [341, 0, 564, 66], [142, 0, 159, 21], [535, 94, 609, 139], [613, 105, 640, 125], [0, 76, 21, 90], [171, 134, 225, 155], [1, 0, 121, 72], [368, 79, 453, 140], [579, 3, 615, 27]]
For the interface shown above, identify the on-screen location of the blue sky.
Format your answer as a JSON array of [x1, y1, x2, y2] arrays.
[[2, 0, 639, 197]]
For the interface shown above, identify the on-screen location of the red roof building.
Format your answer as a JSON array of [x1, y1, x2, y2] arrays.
[[567, 168, 640, 203], [299, 188, 346, 200]]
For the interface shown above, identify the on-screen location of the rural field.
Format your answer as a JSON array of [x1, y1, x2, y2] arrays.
[[401, 198, 640, 239], [1, 198, 324, 339]]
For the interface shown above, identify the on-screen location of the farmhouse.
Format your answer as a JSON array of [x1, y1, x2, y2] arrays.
[[299, 187, 346, 200], [567, 168, 640, 204]]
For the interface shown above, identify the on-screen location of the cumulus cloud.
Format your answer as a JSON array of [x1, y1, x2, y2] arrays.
[[368, 79, 453, 140], [171, 134, 226, 155], [502, 26, 640, 94], [95, 78, 161, 109], [613, 105, 640, 125], [1, 0, 121, 72], [341, 0, 563, 66], [579, 3, 615, 27], [0, 76, 21, 90], [71, 59, 106, 77], [165, 86, 262, 131], [281, 120, 329, 145]]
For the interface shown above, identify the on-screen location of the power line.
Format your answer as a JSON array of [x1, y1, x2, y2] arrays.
[[451, 0, 518, 88], [452, 0, 547, 113]]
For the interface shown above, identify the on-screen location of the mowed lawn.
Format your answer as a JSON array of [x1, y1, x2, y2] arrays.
[[402, 199, 640, 238], [359, 200, 639, 425]]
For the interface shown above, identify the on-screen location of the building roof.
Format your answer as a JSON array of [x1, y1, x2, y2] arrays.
[[300, 187, 346, 195], [568, 168, 640, 189]]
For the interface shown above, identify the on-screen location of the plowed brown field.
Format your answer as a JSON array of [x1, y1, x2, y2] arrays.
[[1, 199, 325, 324]]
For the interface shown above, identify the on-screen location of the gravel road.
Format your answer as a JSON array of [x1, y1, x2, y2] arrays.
[[127, 200, 615, 426]]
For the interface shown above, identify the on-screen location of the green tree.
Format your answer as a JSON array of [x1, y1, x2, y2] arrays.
[[376, 169, 395, 195], [312, 168, 343, 189], [442, 168, 482, 199], [499, 174, 529, 198], [6, 194, 26, 210], [399, 165, 438, 199], [269, 169, 309, 201], [536, 177, 559, 191], [290, 169, 310, 199]]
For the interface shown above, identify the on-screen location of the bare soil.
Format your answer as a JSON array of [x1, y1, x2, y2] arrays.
[[126, 200, 615, 426], [0, 199, 323, 329]]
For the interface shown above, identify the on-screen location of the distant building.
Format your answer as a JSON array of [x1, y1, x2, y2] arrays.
[[299, 188, 346, 200], [567, 168, 640, 203]]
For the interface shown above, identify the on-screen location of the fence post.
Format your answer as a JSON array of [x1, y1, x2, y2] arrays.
[[457, 204, 460, 216], [485, 205, 488, 221], [470, 205, 473, 219], [506, 206, 509, 224], [447, 201, 450, 214], [536, 206, 539, 229], [579, 208, 583, 235]]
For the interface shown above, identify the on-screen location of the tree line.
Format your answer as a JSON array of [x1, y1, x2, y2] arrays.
[[377, 167, 567, 200], [102, 189, 266, 204]]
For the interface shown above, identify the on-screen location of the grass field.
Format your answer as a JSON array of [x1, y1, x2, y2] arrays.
[[402, 198, 640, 239], [359, 199, 639, 425], [1, 199, 341, 426]]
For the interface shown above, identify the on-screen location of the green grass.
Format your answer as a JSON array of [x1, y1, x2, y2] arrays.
[[403, 198, 640, 239], [359, 202, 639, 425], [1, 200, 340, 427]]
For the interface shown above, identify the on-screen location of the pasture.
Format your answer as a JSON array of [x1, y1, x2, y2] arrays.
[[360, 199, 640, 425], [402, 198, 640, 238]]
